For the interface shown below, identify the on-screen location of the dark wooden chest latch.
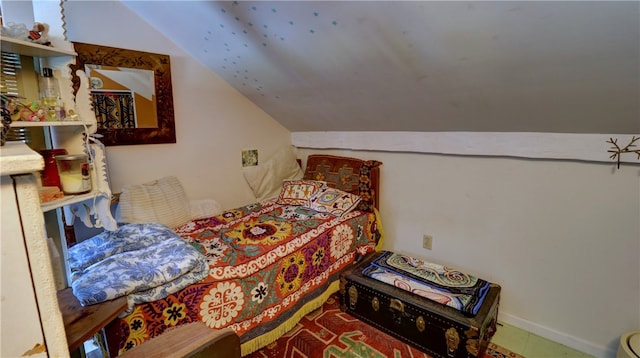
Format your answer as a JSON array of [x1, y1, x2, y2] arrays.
[[390, 298, 404, 325], [348, 285, 358, 310], [445, 327, 460, 357]]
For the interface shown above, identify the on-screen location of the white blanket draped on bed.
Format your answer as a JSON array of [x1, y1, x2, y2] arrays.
[[68, 223, 209, 315]]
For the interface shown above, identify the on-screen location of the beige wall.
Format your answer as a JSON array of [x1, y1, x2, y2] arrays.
[[298, 147, 639, 358], [63, 1, 292, 210]]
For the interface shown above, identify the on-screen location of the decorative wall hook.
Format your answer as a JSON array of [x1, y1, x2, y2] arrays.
[[607, 136, 640, 169]]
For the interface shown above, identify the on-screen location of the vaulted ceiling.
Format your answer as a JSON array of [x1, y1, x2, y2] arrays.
[[122, 1, 639, 134]]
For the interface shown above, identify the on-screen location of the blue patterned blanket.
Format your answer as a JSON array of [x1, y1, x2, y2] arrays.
[[68, 223, 209, 314], [362, 251, 491, 315]]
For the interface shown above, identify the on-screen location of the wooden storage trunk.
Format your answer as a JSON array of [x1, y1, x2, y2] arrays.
[[340, 253, 501, 358]]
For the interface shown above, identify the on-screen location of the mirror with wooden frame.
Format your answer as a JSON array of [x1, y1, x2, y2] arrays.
[[70, 42, 176, 146]]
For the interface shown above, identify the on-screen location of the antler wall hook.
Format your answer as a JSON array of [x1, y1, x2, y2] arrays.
[[607, 136, 640, 169]]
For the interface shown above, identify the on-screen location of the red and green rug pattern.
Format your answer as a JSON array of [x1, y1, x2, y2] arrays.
[[246, 294, 524, 358]]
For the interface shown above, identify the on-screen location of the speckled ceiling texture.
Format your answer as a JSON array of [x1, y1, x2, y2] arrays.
[[123, 1, 639, 134]]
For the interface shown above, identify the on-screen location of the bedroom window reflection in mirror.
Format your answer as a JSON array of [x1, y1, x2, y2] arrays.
[[87, 65, 157, 129], [70, 42, 176, 146]]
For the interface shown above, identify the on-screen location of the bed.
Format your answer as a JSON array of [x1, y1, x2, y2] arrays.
[[90, 154, 384, 356]]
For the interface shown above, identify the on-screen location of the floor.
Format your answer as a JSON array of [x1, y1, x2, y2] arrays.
[[81, 320, 598, 358], [492, 321, 596, 358]]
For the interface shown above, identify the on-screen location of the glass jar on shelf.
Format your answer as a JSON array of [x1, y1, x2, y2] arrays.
[[55, 154, 92, 194]]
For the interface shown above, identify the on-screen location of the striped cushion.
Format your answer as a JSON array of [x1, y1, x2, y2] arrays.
[[118, 176, 191, 228]]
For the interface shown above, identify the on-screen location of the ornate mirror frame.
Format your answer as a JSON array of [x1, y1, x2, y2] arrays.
[[70, 42, 176, 146]]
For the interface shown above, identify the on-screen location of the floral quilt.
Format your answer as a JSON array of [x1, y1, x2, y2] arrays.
[[68, 223, 209, 313], [109, 199, 381, 355]]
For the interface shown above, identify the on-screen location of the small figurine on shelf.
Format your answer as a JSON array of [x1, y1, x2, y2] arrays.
[[8, 98, 26, 121], [66, 108, 79, 121], [17, 101, 46, 122], [1, 94, 12, 146], [27, 22, 51, 46], [55, 97, 66, 120]]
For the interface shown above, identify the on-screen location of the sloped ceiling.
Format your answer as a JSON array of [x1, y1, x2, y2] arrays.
[[122, 1, 639, 134]]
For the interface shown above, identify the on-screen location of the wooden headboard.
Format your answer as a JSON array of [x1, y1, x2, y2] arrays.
[[302, 154, 382, 211]]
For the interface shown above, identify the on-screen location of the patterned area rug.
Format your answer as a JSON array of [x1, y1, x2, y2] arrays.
[[246, 293, 524, 358]]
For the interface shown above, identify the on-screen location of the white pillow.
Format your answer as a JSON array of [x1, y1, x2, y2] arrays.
[[243, 146, 303, 202], [117, 176, 192, 228], [190, 199, 222, 220]]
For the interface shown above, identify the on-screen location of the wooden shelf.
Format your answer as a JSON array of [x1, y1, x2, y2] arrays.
[[0, 142, 102, 213], [41, 191, 99, 213], [57, 288, 127, 353], [10, 121, 89, 128], [0, 36, 76, 57]]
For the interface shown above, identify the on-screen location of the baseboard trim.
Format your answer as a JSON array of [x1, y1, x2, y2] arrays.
[[499, 312, 617, 358]]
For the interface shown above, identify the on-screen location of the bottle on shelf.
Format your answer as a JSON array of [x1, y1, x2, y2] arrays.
[[54, 97, 65, 120], [38, 67, 60, 121]]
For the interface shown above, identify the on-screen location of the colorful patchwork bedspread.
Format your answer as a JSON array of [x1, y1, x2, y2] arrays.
[[362, 251, 490, 315], [110, 199, 381, 355]]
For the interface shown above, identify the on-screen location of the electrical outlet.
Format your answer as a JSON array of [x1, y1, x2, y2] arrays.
[[423, 234, 433, 250]]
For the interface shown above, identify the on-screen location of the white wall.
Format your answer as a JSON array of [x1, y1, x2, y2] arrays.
[[62, 1, 292, 210], [297, 146, 640, 358]]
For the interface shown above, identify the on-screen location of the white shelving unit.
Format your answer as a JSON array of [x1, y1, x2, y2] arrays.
[[1, 3, 118, 357], [1, 34, 116, 227]]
